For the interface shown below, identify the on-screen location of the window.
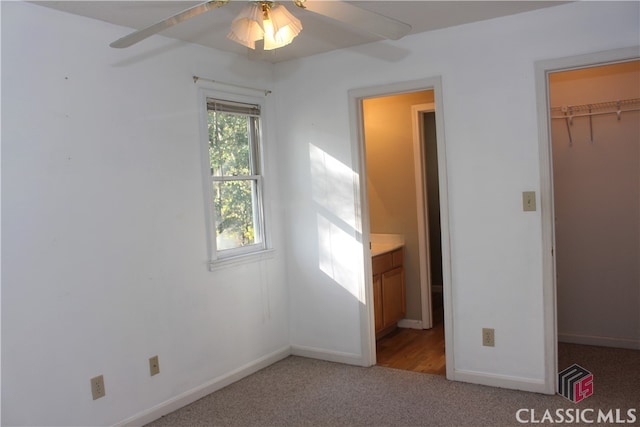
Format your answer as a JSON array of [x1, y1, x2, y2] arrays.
[[201, 94, 268, 266]]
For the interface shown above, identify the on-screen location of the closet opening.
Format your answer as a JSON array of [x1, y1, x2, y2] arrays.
[[549, 61, 640, 353], [536, 48, 640, 393]]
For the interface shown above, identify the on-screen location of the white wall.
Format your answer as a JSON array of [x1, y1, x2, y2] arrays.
[[551, 62, 640, 349], [275, 1, 639, 389], [2, 3, 289, 426]]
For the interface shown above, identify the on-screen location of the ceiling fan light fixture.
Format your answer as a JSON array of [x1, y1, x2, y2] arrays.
[[227, 1, 302, 50]]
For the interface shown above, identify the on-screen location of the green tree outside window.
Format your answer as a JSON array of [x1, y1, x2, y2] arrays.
[[207, 99, 264, 254]]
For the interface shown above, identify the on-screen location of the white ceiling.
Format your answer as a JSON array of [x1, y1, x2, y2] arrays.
[[35, 1, 568, 63]]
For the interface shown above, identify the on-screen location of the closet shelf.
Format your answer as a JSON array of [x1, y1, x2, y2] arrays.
[[550, 97, 640, 119], [550, 97, 639, 146]]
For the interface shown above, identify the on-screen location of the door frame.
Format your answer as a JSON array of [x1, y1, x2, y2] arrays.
[[348, 77, 454, 378], [535, 46, 640, 394], [412, 103, 436, 330]]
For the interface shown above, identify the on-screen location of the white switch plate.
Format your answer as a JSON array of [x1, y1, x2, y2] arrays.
[[523, 191, 536, 212]]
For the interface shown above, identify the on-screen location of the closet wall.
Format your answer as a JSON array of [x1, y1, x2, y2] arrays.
[[551, 60, 640, 349]]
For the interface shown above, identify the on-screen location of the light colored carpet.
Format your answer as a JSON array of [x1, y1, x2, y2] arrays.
[[146, 343, 639, 426]]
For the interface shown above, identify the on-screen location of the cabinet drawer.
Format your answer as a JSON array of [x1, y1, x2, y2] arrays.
[[372, 252, 392, 275]]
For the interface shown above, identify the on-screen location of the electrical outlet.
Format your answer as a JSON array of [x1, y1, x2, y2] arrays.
[[482, 328, 495, 347], [149, 355, 160, 376], [90, 375, 105, 400]]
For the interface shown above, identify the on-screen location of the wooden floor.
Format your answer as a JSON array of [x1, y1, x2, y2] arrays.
[[376, 304, 446, 376]]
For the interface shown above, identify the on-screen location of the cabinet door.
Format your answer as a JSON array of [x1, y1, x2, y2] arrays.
[[382, 267, 405, 329], [373, 274, 384, 333]]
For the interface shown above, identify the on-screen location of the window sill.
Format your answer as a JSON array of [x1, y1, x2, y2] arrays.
[[208, 248, 276, 271]]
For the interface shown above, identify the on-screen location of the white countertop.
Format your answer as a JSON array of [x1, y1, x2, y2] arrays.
[[370, 233, 405, 257], [371, 242, 404, 257]]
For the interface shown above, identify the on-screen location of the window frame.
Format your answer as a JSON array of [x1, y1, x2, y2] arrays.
[[198, 88, 272, 269]]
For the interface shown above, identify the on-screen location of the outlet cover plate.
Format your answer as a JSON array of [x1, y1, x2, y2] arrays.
[[482, 328, 495, 347], [91, 375, 105, 400]]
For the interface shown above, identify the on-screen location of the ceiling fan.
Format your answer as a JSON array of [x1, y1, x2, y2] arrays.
[[110, 0, 412, 51]]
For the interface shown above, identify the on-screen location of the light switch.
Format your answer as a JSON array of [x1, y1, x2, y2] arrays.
[[523, 191, 536, 212]]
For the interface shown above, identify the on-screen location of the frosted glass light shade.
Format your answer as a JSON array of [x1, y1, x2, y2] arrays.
[[227, 3, 264, 49], [263, 4, 302, 50], [227, 2, 302, 50]]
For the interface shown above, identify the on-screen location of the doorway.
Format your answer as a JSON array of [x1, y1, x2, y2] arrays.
[[357, 87, 447, 375], [536, 46, 640, 393], [549, 60, 640, 350]]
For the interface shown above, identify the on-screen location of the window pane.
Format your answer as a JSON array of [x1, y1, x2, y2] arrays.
[[212, 180, 261, 251], [208, 111, 251, 177]]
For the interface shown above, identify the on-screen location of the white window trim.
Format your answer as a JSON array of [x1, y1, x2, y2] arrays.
[[197, 87, 272, 270], [208, 248, 276, 271]]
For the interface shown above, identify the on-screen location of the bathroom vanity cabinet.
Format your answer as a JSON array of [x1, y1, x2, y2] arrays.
[[372, 247, 405, 336]]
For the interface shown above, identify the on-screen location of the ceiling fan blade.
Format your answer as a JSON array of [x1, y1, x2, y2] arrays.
[[299, 0, 411, 41], [110, 0, 229, 48]]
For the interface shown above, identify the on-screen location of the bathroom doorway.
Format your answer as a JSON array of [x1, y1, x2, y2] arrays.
[[361, 90, 446, 375]]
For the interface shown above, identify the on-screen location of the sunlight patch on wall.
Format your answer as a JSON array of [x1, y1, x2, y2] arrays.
[[309, 142, 364, 302], [309, 143, 359, 232], [317, 213, 363, 301]]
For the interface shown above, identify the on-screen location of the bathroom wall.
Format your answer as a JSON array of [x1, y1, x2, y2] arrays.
[[550, 61, 640, 349]]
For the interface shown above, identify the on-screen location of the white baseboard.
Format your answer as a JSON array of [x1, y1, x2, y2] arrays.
[[452, 369, 549, 394], [290, 344, 365, 366], [115, 346, 291, 427], [558, 332, 640, 350], [398, 319, 423, 329]]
